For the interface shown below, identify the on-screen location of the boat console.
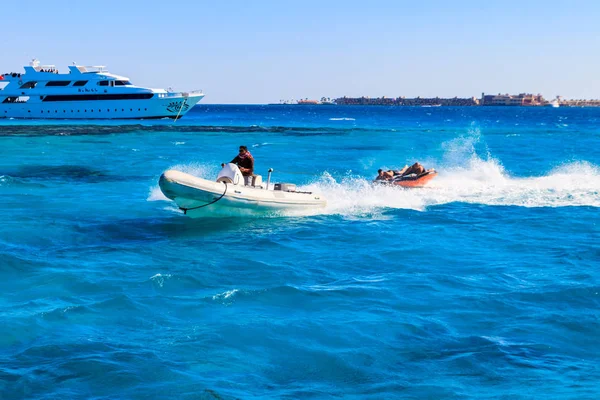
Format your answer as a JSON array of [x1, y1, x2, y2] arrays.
[[217, 163, 263, 188], [217, 163, 244, 185]]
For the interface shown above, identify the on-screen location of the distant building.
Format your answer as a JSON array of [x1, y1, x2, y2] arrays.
[[297, 99, 319, 105], [481, 92, 545, 106]]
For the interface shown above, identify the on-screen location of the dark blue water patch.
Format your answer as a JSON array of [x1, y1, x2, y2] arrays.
[[0, 121, 592, 138], [0, 165, 146, 183], [0, 124, 363, 137], [2, 164, 107, 180], [81, 215, 263, 242], [1, 340, 210, 399], [2, 121, 575, 138], [0, 254, 52, 300]]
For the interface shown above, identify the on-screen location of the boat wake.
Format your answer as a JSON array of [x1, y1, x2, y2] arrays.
[[148, 158, 600, 219], [295, 159, 600, 217], [294, 130, 600, 216], [148, 129, 600, 218]]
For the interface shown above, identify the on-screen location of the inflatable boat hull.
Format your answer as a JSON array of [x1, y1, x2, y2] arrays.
[[159, 170, 326, 218]]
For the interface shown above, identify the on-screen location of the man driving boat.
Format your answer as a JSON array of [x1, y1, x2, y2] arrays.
[[228, 145, 254, 177]]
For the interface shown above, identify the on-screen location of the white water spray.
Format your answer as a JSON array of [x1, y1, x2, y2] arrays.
[[148, 141, 600, 217]]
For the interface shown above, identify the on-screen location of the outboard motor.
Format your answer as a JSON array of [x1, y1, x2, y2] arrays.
[[217, 163, 244, 185]]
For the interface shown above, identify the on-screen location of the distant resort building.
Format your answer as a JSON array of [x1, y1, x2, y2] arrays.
[[480, 93, 545, 106], [272, 93, 600, 107], [297, 99, 319, 105], [478, 93, 600, 107], [334, 96, 479, 106]]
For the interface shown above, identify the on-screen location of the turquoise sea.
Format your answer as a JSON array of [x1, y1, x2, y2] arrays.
[[1, 105, 599, 399]]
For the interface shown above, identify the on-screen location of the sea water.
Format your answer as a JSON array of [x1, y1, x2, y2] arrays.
[[0, 105, 599, 399]]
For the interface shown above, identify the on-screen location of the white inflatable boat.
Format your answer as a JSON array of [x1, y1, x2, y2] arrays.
[[159, 163, 327, 217]]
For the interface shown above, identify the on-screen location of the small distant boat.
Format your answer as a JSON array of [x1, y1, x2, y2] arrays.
[[159, 163, 326, 217], [375, 170, 437, 188]]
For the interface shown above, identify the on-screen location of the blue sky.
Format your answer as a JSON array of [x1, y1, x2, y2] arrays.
[[1, 0, 598, 103]]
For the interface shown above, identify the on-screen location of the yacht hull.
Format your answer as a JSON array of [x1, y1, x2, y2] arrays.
[[0, 93, 204, 119]]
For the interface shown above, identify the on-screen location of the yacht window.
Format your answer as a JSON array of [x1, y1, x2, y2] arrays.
[[73, 81, 88, 87], [46, 81, 71, 87], [42, 93, 154, 101], [98, 81, 109, 86], [20, 81, 38, 89], [115, 81, 131, 86], [2, 96, 29, 103]]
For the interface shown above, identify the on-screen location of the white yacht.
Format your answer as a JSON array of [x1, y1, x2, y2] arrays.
[[0, 59, 204, 119]]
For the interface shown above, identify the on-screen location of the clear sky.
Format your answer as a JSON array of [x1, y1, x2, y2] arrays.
[[2, 0, 598, 103]]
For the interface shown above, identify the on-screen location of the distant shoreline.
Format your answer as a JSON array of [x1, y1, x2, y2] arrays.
[[266, 103, 600, 108], [272, 94, 600, 107]]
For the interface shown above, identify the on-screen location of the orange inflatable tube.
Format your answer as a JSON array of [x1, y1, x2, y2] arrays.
[[375, 170, 437, 188], [392, 171, 437, 188]]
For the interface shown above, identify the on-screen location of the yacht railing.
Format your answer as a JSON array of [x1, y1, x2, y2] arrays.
[[157, 90, 203, 99]]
